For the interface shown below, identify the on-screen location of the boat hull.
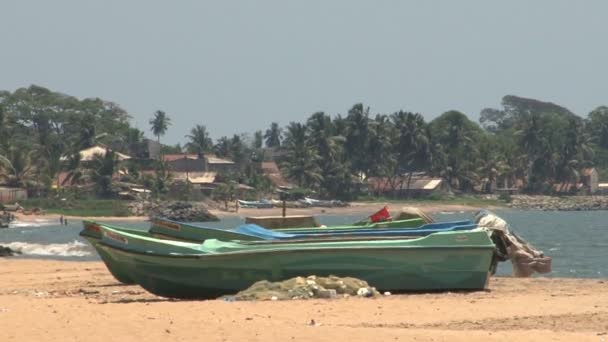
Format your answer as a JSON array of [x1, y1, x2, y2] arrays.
[[98, 232, 494, 299], [80, 221, 152, 284], [81, 236, 136, 284]]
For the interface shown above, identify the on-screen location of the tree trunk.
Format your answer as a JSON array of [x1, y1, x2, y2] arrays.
[[405, 171, 413, 199]]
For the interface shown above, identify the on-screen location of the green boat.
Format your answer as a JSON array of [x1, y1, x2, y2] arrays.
[[82, 218, 464, 284], [97, 224, 495, 299], [149, 217, 428, 242], [80, 221, 152, 284]]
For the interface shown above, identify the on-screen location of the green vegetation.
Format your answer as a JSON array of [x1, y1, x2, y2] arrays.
[[20, 198, 131, 217], [1, 85, 607, 209]]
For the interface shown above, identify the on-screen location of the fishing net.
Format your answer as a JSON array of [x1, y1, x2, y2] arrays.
[[475, 211, 552, 277], [227, 275, 380, 301]]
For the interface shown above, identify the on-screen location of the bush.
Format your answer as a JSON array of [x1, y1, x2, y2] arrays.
[[498, 192, 512, 203]]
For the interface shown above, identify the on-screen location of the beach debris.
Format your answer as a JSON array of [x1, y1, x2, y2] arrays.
[[357, 287, 374, 297], [78, 288, 100, 295], [226, 275, 380, 301], [476, 211, 552, 277]]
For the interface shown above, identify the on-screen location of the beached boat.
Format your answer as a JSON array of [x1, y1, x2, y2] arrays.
[[237, 199, 274, 209], [298, 197, 347, 208], [97, 225, 495, 298], [149, 217, 474, 242], [83, 218, 471, 284], [79, 221, 152, 284]]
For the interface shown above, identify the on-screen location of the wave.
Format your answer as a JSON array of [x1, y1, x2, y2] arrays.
[[3, 240, 92, 257], [7, 219, 56, 228]]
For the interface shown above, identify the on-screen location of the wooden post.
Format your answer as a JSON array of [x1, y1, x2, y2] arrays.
[[282, 200, 286, 217]]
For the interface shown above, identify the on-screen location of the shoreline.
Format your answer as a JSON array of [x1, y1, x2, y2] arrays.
[[11, 202, 493, 223], [0, 259, 606, 341]]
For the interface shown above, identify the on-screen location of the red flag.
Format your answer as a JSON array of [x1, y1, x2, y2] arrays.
[[370, 206, 391, 223]]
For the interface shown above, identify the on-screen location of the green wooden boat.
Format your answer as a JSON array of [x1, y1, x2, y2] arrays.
[[97, 224, 495, 299], [148, 217, 427, 242], [79, 221, 152, 284], [82, 218, 464, 284]]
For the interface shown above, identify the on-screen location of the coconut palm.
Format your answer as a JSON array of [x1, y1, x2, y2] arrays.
[[282, 122, 322, 188], [0, 149, 38, 188], [149, 110, 171, 144], [88, 151, 117, 198], [185, 124, 213, 157], [264, 122, 282, 148]]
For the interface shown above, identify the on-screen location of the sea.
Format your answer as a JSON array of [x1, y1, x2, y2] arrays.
[[1, 210, 606, 279]]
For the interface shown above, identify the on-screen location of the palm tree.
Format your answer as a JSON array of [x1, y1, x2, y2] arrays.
[[306, 112, 349, 197], [391, 111, 431, 197], [185, 124, 213, 157], [61, 152, 84, 186], [88, 151, 117, 198], [282, 122, 322, 188], [213, 137, 231, 158], [149, 110, 171, 144], [344, 104, 371, 178], [264, 122, 282, 148], [151, 159, 172, 198], [0, 149, 37, 188]]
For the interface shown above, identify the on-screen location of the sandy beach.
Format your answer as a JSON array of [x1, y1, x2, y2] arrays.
[[0, 259, 606, 342]]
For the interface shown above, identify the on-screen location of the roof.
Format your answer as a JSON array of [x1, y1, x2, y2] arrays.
[[161, 153, 234, 164], [60, 145, 131, 162], [367, 177, 444, 192], [172, 171, 217, 184], [206, 155, 234, 164], [261, 161, 292, 188], [162, 154, 199, 162]]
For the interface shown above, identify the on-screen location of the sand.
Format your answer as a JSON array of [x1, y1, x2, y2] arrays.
[[0, 259, 606, 341]]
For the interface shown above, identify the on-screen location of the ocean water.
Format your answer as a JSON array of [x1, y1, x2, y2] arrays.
[[0, 210, 606, 279]]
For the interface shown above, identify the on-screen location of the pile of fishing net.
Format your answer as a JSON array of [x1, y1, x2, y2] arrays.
[[475, 211, 552, 277], [227, 275, 380, 301]]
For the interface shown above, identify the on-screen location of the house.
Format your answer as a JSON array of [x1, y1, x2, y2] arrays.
[[162, 154, 236, 174], [581, 168, 599, 193], [205, 155, 236, 173], [56, 146, 132, 188], [60, 145, 132, 162], [261, 161, 292, 190], [171, 171, 218, 186], [552, 168, 598, 194], [145, 139, 161, 160], [0, 187, 27, 203], [367, 175, 448, 197], [162, 154, 206, 173]]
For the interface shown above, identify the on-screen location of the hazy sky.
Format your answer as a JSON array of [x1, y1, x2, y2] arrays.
[[2, 1, 607, 144]]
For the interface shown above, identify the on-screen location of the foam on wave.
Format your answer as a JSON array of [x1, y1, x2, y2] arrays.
[[4, 240, 92, 257]]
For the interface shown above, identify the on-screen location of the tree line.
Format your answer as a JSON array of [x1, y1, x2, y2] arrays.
[[1, 85, 608, 200]]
